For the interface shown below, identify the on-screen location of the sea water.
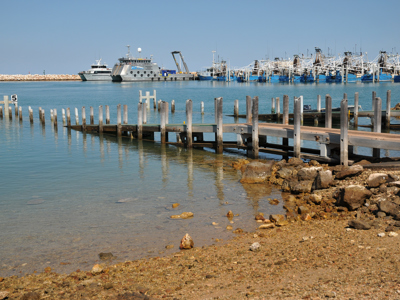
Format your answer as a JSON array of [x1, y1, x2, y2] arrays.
[[0, 80, 399, 276]]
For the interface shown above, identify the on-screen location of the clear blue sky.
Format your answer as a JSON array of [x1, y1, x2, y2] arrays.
[[2, 0, 399, 75]]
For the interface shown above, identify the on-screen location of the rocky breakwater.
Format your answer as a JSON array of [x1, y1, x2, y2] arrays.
[[234, 157, 400, 230], [0, 74, 81, 81]]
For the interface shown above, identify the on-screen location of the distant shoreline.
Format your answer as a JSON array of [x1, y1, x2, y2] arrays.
[[0, 74, 81, 81]]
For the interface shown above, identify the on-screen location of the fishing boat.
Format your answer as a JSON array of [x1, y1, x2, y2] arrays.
[[111, 46, 193, 82], [78, 59, 112, 81]]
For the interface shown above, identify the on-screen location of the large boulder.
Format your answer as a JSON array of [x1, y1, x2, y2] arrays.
[[240, 161, 274, 184], [335, 165, 363, 180], [297, 167, 322, 181], [314, 169, 333, 190], [337, 185, 372, 210], [379, 200, 400, 216], [367, 173, 388, 188], [283, 179, 313, 194]]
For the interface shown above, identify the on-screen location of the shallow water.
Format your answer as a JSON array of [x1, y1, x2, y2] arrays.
[[1, 80, 399, 276]]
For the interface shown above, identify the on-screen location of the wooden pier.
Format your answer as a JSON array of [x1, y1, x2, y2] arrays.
[[2, 90, 400, 166]]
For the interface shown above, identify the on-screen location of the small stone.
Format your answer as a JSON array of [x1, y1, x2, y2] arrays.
[[233, 228, 243, 234], [298, 206, 309, 215], [226, 225, 233, 230], [376, 211, 386, 218], [103, 283, 113, 290], [172, 203, 180, 208], [165, 244, 174, 249], [212, 222, 219, 226], [255, 213, 265, 221], [269, 199, 280, 205], [269, 214, 285, 223], [389, 232, 399, 237], [301, 214, 312, 221], [377, 233, 386, 237], [91, 264, 103, 274], [44, 267, 51, 273], [179, 233, 194, 249], [99, 252, 115, 260], [226, 210, 234, 218], [348, 220, 371, 230], [258, 223, 275, 229], [180, 212, 194, 219], [276, 220, 289, 226], [249, 242, 261, 251]]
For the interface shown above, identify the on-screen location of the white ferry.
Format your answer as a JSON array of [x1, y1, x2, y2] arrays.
[[78, 59, 112, 81]]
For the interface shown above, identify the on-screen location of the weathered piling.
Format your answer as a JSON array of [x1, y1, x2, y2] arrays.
[[158, 100, 161, 112], [142, 102, 147, 124], [293, 97, 301, 158], [90, 107, 94, 125], [82, 107, 86, 131], [106, 105, 110, 125], [67, 108, 71, 127], [41, 109, 45, 125], [123, 105, 128, 125], [200, 101, 204, 115], [160, 101, 167, 144], [0, 106, 3, 118], [373, 97, 382, 158], [216, 97, 223, 154], [99, 106, 103, 133], [299, 96, 304, 125], [185, 99, 193, 148], [75, 108, 79, 125], [4, 96, 9, 119], [171, 100, 175, 113], [38, 107, 42, 122], [29, 106, 33, 123], [14, 103, 18, 117], [9, 107, 12, 120], [386, 90, 391, 128], [165, 102, 169, 125], [283, 95, 289, 125], [62, 109, 66, 124], [137, 103, 143, 140], [234, 99, 239, 117], [246, 95, 252, 123], [117, 104, 122, 136], [317, 95, 321, 112], [276, 97, 280, 120], [372, 91, 376, 111], [19, 106, 22, 121], [340, 98, 349, 166], [354, 92, 359, 127], [271, 97, 276, 114], [325, 94, 332, 128], [50, 109, 54, 122], [251, 96, 259, 159], [54, 108, 57, 127]]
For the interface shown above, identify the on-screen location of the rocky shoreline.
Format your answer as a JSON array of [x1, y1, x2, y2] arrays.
[[0, 74, 81, 81], [1, 157, 400, 299]]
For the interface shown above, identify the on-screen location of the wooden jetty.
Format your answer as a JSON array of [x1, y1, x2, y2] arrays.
[[2, 90, 400, 166]]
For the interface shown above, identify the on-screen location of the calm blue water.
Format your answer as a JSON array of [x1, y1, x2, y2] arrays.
[[1, 80, 399, 276]]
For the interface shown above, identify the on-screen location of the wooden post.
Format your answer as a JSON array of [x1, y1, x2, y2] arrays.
[[160, 101, 166, 144], [145, 91, 150, 109], [283, 94, 289, 125], [251, 96, 259, 159], [153, 97, 157, 109], [165, 102, 169, 125], [19, 106, 22, 121], [0, 106, 2, 118], [99, 106, 103, 133], [123, 105, 128, 124], [54, 108, 57, 127], [82, 107, 86, 131], [271, 97, 276, 114], [106, 105, 110, 124], [41, 109, 45, 125], [354, 92, 359, 127], [29, 106, 33, 123], [276, 96, 280, 121], [325, 94, 332, 128], [158, 100, 161, 112], [186, 99, 193, 148], [14, 103, 18, 117], [62, 109, 65, 124], [50, 109, 54, 122], [246, 95, 252, 123], [90, 106, 94, 125], [200, 101, 204, 115], [9, 107, 12, 120], [216, 97, 223, 154], [137, 103, 143, 140], [214, 98, 218, 123], [117, 104, 122, 136], [373, 97, 382, 158], [234, 99, 239, 117], [299, 95, 303, 125], [386, 90, 391, 129], [293, 97, 301, 158], [67, 108, 71, 127], [171, 100, 175, 113], [4, 96, 9, 119], [340, 98, 349, 166], [139, 90, 143, 103], [38, 107, 42, 122], [317, 95, 321, 112], [75, 108, 79, 125], [142, 102, 147, 124], [372, 91, 376, 112]]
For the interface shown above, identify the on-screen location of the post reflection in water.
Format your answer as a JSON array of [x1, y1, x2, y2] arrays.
[[161, 144, 169, 187], [215, 161, 224, 203], [82, 133, 87, 155], [138, 140, 145, 179], [187, 149, 193, 197], [118, 136, 123, 169], [67, 128, 72, 152], [99, 134, 104, 162]]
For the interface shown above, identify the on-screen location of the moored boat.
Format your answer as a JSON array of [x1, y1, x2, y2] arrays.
[[78, 59, 112, 81]]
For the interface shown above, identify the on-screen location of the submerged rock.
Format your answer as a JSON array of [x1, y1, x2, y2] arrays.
[[240, 161, 275, 184]]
